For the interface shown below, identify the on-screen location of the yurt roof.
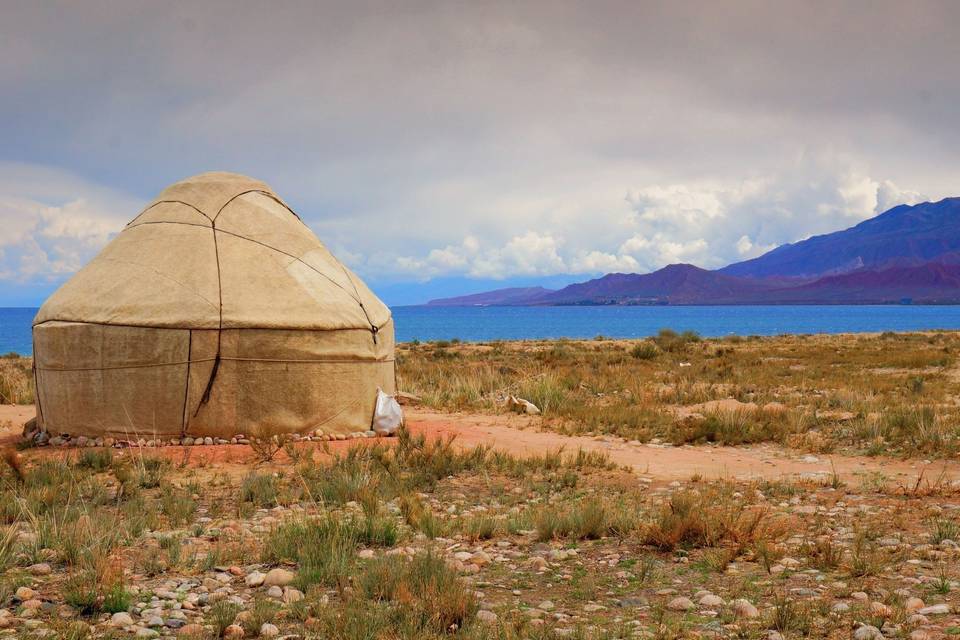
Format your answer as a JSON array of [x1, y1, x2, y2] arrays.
[[34, 172, 391, 333]]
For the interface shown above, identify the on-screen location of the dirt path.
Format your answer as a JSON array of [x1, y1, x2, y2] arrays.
[[406, 409, 960, 486], [3, 404, 958, 486]]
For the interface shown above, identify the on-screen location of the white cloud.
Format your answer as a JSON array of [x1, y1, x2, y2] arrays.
[[569, 250, 639, 274], [372, 153, 932, 283], [876, 180, 926, 214], [0, 164, 139, 283], [734, 234, 778, 259]]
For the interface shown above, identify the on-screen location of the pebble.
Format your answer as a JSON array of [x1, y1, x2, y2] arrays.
[[854, 625, 883, 640], [223, 625, 244, 640], [917, 603, 950, 615], [667, 597, 695, 611], [699, 594, 724, 607], [905, 597, 925, 612], [282, 587, 304, 604], [15, 587, 35, 600], [732, 599, 759, 619], [477, 610, 498, 624], [262, 568, 295, 587], [178, 625, 204, 637], [245, 571, 265, 587], [111, 612, 134, 627], [260, 623, 280, 637]]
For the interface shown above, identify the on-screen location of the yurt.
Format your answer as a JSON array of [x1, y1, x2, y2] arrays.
[[32, 172, 395, 440]]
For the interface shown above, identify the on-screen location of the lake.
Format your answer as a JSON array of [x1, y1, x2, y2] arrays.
[[5, 305, 960, 355]]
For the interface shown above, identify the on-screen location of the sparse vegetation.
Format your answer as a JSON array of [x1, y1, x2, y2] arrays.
[[1, 332, 960, 638]]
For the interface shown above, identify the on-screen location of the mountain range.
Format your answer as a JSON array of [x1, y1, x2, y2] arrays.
[[428, 197, 960, 306]]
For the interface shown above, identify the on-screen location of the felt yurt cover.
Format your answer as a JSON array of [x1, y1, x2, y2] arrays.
[[32, 172, 395, 439]]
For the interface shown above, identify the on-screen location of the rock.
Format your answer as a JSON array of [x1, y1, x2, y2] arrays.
[[111, 612, 134, 627], [15, 587, 35, 600], [667, 597, 695, 611], [699, 594, 724, 607], [905, 597, 925, 612], [618, 597, 648, 608], [135, 629, 160, 639], [732, 599, 759, 619], [260, 623, 279, 638], [854, 625, 882, 640], [357, 549, 375, 559], [477, 610, 498, 624], [918, 604, 950, 615], [28, 563, 52, 575], [282, 587, 304, 604], [262, 568, 295, 587], [266, 586, 283, 599], [869, 602, 892, 617], [244, 571, 265, 587], [146, 616, 164, 627], [538, 600, 555, 611], [178, 623, 204, 637], [832, 602, 850, 613], [223, 625, 244, 640]]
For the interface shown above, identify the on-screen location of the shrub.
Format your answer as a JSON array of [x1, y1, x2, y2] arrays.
[[102, 582, 133, 614], [76, 449, 113, 472], [534, 501, 634, 541], [359, 552, 478, 634], [630, 342, 659, 360], [239, 473, 280, 507], [206, 600, 240, 638], [930, 517, 960, 544], [62, 571, 101, 614], [160, 487, 196, 527], [263, 517, 361, 591], [462, 515, 499, 541]]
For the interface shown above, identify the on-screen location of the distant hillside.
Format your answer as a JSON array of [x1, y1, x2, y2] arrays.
[[754, 261, 960, 304], [720, 197, 960, 279], [427, 286, 554, 306], [426, 198, 960, 306], [537, 264, 776, 304]]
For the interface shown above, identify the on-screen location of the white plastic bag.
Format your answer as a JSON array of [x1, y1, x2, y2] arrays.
[[373, 388, 404, 435]]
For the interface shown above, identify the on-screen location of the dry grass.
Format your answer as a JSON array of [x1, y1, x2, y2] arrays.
[[0, 353, 33, 404], [397, 331, 960, 456]]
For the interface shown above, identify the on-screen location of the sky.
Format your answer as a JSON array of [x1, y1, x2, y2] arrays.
[[2, 1, 959, 306]]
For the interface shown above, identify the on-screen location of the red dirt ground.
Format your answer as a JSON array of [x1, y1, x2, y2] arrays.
[[2, 405, 958, 486]]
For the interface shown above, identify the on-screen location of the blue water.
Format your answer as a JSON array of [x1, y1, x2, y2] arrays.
[[5, 305, 960, 355]]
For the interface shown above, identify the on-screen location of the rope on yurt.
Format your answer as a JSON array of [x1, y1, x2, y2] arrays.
[[180, 330, 193, 436], [194, 217, 224, 417]]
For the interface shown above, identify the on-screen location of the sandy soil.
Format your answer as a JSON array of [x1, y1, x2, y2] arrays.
[[2, 404, 958, 486], [405, 408, 960, 485]]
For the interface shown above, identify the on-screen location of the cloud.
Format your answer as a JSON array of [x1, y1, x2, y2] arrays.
[[0, 3, 957, 303], [374, 153, 932, 282], [0, 163, 140, 283]]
